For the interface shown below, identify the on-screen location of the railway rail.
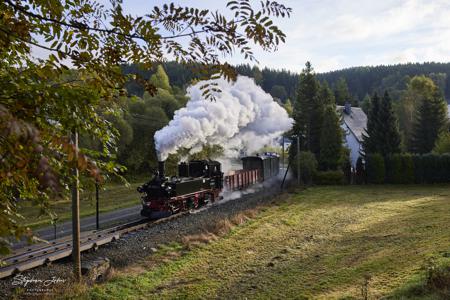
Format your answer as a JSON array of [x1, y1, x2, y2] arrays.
[[0, 211, 189, 279]]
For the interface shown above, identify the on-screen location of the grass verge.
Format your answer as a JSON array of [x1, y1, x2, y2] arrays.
[[71, 185, 450, 299], [18, 181, 143, 229]]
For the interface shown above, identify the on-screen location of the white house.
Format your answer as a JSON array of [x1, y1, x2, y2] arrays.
[[337, 104, 367, 168]]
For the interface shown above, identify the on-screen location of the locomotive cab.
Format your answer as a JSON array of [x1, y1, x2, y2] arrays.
[[138, 160, 223, 219]]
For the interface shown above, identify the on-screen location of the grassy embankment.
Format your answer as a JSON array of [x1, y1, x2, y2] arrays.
[[19, 181, 144, 229], [77, 185, 449, 299]]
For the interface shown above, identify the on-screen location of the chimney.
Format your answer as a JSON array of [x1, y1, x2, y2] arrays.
[[158, 161, 165, 179], [344, 102, 352, 115]]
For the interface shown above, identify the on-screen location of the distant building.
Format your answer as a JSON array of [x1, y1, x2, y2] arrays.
[[337, 103, 367, 168]]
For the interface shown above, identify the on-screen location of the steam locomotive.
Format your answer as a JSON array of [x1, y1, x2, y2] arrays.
[[138, 153, 280, 219]]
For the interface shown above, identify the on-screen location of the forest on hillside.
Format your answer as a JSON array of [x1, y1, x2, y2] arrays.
[[124, 62, 450, 104]]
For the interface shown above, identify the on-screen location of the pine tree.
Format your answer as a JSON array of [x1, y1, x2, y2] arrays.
[[361, 93, 381, 155], [291, 62, 320, 155], [361, 92, 402, 156], [319, 105, 343, 170], [318, 81, 335, 106], [334, 77, 351, 105], [378, 91, 401, 156], [410, 91, 448, 153]]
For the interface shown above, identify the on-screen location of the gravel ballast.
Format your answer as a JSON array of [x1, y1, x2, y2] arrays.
[[0, 179, 287, 298]]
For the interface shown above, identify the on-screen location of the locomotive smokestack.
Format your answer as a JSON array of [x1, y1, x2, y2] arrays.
[[158, 161, 165, 179]]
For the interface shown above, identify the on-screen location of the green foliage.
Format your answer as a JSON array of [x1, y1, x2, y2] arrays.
[[410, 91, 448, 154], [360, 94, 371, 114], [319, 106, 343, 170], [292, 62, 321, 154], [283, 99, 293, 116], [317, 62, 450, 102], [366, 153, 385, 184], [379, 91, 402, 155], [370, 153, 450, 184], [433, 132, 450, 154], [270, 85, 287, 101], [362, 91, 401, 156], [291, 151, 318, 184], [318, 82, 336, 106], [355, 157, 366, 184], [149, 65, 172, 92], [402, 154, 415, 184], [362, 93, 381, 155], [0, 0, 291, 251], [333, 77, 351, 105], [397, 75, 441, 149], [290, 62, 339, 164], [385, 154, 414, 184], [313, 170, 345, 185]]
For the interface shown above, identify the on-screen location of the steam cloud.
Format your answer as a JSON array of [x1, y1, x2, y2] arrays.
[[154, 76, 293, 161]]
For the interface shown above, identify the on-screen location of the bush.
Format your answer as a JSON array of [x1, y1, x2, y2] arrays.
[[354, 157, 366, 184], [385, 154, 402, 183], [366, 153, 385, 184], [412, 154, 424, 184], [385, 154, 414, 184], [366, 153, 450, 184], [313, 170, 345, 185], [291, 151, 318, 184], [401, 154, 415, 184]]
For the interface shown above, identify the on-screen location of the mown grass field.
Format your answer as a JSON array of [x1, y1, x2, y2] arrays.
[[78, 185, 450, 299], [19, 181, 143, 229]]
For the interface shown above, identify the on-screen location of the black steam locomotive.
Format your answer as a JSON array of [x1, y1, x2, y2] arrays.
[[138, 153, 279, 219]]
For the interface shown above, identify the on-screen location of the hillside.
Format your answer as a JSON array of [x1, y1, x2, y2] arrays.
[[317, 62, 450, 102], [125, 62, 450, 103]]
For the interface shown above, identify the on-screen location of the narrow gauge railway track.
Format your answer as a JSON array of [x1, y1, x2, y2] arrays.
[[0, 211, 189, 279]]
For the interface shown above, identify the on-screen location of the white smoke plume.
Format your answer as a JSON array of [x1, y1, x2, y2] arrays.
[[154, 76, 293, 161]]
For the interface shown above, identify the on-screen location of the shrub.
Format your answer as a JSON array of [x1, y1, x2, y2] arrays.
[[385, 154, 402, 183], [366, 153, 385, 184], [313, 170, 345, 185], [433, 132, 450, 154], [291, 151, 318, 184], [412, 154, 424, 184], [355, 156, 366, 184], [401, 154, 415, 184], [342, 155, 352, 184], [385, 154, 414, 184]]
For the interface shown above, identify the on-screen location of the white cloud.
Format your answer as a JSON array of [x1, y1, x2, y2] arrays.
[[30, 0, 450, 73]]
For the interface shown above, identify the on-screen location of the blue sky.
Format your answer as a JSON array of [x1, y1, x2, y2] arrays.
[[33, 0, 450, 73], [118, 0, 450, 73]]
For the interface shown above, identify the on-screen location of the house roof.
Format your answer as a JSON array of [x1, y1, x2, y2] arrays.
[[336, 106, 367, 143]]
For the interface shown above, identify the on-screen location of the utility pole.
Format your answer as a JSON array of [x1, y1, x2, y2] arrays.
[[95, 180, 99, 230], [281, 135, 285, 170], [71, 130, 81, 280], [297, 134, 301, 186]]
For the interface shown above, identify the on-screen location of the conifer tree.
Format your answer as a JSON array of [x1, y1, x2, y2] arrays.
[[291, 62, 320, 155], [361, 93, 381, 155], [319, 106, 343, 170], [410, 91, 448, 153], [334, 77, 351, 105], [378, 91, 401, 156], [362, 92, 401, 156]]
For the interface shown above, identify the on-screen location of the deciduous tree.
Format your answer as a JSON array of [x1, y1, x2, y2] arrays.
[[0, 0, 291, 252]]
